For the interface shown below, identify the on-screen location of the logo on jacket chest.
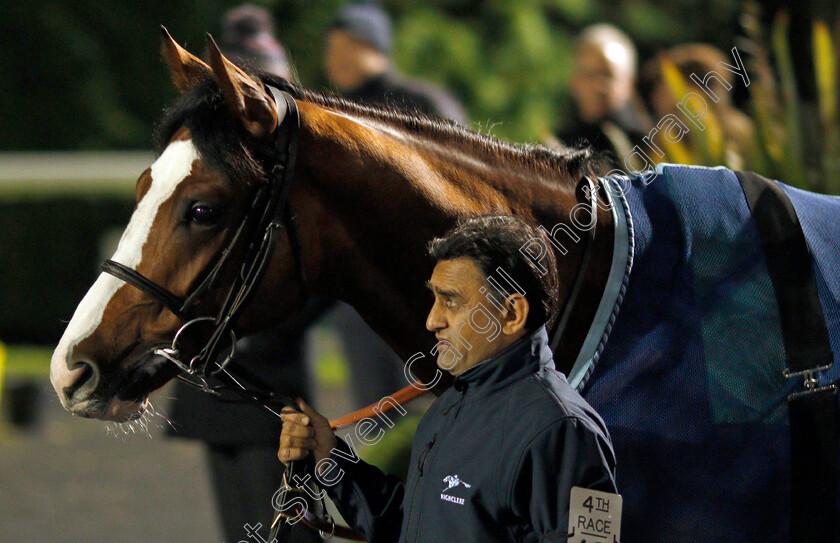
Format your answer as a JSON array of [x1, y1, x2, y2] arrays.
[[440, 474, 472, 506]]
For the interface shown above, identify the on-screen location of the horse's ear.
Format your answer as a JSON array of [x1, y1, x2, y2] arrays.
[[206, 34, 279, 140], [160, 26, 211, 94]]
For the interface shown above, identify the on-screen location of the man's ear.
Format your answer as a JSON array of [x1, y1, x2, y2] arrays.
[[501, 294, 529, 335]]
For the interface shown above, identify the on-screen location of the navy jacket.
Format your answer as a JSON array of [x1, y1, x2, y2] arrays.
[[325, 326, 617, 542], [344, 71, 467, 125]]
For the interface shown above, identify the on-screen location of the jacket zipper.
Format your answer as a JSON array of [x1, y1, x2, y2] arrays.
[[404, 433, 436, 542], [405, 388, 467, 542], [417, 434, 437, 476]]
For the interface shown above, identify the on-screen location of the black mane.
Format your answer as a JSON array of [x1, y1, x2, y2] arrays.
[[154, 73, 597, 186], [263, 75, 597, 180]]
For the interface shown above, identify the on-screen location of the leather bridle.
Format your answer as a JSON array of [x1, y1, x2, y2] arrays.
[[100, 86, 365, 541], [101, 86, 307, 405]]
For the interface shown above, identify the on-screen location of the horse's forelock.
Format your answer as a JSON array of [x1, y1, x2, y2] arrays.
[[154, 78, 267, 189]]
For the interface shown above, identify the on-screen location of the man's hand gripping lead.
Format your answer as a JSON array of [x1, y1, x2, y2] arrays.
[[278, 398, 337, 466]]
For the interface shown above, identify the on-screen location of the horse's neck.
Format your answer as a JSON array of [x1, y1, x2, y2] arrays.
[[293, 102, 614, 375]]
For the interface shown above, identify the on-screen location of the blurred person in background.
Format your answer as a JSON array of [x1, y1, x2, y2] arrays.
[[325, 1, 467, 124], [642, 43, 757, 170], [556, 24, 650, 165], [219, 3, 295, 81], [165, 5, 318, 542], [322, 1, 468, 410]]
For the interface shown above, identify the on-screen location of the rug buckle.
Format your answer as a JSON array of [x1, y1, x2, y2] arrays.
[[783, 363, 836, 400]]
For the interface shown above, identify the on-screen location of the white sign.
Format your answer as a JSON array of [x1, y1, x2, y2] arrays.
[[568, 487, 622, 543]]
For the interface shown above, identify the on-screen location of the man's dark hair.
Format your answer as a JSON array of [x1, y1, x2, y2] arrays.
[[427, 215, 559, 330]]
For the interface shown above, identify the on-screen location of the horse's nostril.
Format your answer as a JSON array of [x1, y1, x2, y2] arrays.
[[63, 361, 99, 406]]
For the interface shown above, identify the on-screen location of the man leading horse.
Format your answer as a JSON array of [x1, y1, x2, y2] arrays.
[[278, 215, 617, 542]]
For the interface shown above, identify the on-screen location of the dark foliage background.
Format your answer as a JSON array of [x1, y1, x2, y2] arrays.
[[2, 0, 837, 345], [0, 0, 752, 149]]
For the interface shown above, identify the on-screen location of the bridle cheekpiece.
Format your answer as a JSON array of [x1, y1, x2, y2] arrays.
[[100, 86, 307, 414]]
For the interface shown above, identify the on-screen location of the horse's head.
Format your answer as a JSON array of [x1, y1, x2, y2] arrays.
[[50, 30, 307, 421]]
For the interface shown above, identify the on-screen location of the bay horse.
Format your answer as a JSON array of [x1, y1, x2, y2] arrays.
[[49, 29, 613, 421], [50, 30, 840, 542]]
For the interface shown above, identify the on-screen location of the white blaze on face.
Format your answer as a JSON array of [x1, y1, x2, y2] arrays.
[[50, 139, 200, 408]]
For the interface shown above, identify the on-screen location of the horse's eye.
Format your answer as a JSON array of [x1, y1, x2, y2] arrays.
[[189, 203, 217, 225]]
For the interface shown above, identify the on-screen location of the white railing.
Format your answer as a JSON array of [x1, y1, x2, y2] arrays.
[[0, 151, 154, 197]]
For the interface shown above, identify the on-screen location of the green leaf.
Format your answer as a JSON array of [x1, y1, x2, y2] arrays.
[[813, 20, 840, 190], [771, 12, 807, 187]]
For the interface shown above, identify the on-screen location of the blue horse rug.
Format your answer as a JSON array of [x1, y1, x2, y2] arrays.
[[570, 164, 840, 542]]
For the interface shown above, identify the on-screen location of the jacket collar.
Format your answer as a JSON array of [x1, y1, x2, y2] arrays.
[[452, 326, 554, 396]]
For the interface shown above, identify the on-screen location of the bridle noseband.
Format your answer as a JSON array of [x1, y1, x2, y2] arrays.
[[100, 86, 307, 409]]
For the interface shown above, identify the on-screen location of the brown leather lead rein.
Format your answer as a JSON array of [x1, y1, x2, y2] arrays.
[[330, 381, 427, 430]]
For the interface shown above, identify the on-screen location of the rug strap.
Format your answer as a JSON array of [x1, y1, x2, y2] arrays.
[[737, 170, 837, 543]]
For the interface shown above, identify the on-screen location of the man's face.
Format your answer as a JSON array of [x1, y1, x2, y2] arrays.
[[325, 29, 385, 92], [570, 44, 634, 123], [425, 258, 510, 376]]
